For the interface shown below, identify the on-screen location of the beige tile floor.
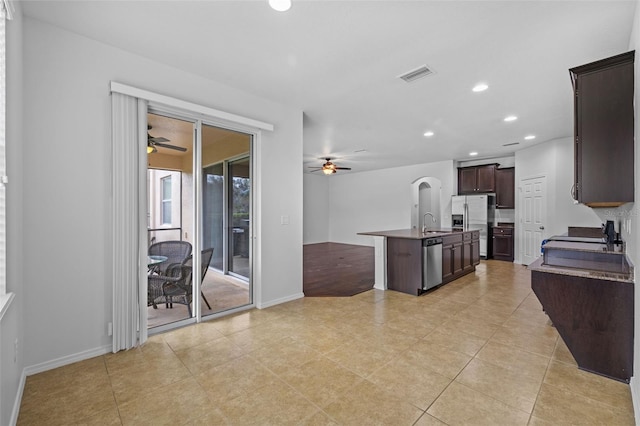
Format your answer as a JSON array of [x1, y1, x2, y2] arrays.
[[18, 260, 635, 425]]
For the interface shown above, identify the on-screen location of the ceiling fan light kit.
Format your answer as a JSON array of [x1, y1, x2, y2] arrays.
[[309, 157, 352, 175], [147, 125, 187, 153]]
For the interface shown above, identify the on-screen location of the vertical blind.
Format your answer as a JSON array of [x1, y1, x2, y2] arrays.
[[0, 7, 7, 297], [111, 92, 148, 351]]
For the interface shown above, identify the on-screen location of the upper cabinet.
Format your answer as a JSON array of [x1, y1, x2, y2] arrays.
[[495, 167, 515, 209], [570, 51, 635, 207], [458, 164, 497, 194]]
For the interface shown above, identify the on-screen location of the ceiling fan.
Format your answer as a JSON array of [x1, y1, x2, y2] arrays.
[[147, 125, 187, 153], [309, 157, 352, 175]]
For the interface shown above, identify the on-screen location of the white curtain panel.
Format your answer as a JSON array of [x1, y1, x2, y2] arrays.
[[111, 92, 148, 352]]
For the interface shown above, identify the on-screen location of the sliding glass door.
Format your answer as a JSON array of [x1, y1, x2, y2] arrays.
[[146, 114, 252, 329], [201, 123, 252, 317]]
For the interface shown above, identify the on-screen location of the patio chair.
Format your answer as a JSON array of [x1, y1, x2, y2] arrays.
[[147, 264, 188, 310], [148, 240, 192, 275], [162, 248, 215, 315]]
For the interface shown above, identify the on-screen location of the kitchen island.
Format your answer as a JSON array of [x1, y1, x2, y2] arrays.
[[359, 228, 480, 295]]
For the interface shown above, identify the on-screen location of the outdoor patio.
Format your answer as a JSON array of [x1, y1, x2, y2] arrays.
[[147, 267, 250, 328]]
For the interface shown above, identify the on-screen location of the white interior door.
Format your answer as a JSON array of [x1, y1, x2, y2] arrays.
[[520, 175, 547, 265]]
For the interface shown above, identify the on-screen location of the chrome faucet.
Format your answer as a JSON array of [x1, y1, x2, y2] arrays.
[[422, 212, 436, 233]]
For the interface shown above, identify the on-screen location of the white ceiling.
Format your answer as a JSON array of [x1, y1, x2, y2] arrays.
[[21, 0, 636, 173]]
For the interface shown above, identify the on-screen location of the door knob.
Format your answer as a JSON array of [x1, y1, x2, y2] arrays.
[[539, 226, 545, 230]]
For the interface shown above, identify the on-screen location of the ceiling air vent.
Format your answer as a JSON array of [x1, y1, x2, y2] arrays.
[[398, 65, 434, 83], [503, 142, 520, 147]]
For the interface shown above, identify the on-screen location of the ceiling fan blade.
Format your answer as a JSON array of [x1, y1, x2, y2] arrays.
[[334, 167, 352, 170], [149, 136, 170, 143], [154, 142, 187, 152]]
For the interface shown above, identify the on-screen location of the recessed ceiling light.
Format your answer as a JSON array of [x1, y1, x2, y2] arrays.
[[469, 152, 478, 156], [269, 0, 291, 12], [423, 131, 434, 137], [504, 115, 518, 122], [524, 135, 536, 140], [472, 83, 488, 92]]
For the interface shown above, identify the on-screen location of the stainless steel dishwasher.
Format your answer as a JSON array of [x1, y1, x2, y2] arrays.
[[422, 237, 443, 290]]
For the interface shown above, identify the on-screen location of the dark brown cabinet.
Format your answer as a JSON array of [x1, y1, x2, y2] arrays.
[[386, 238, 423, 296], [385, 231, 481, 295], [458, 164, 497, 194], [442, 240, 454, 282], [570, 51, 635, 207], [462, 232, 474, 273], [532, 270, 633, 382], [471, 237, 480, 265], [495, 167, 515, 209], [442, 231, 480, 284], [492, 226, 514, 261]]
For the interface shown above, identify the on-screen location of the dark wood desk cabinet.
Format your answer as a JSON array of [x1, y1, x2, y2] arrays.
[[532, 269, 633, 382], [570, 51, 634, 207], [492, 226, 514, 261]]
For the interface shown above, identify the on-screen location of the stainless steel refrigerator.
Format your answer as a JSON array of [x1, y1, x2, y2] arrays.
[[451, 194, 495, 258]]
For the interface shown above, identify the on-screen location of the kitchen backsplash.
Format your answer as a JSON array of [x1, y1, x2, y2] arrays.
[[495, 209, 515, 223]]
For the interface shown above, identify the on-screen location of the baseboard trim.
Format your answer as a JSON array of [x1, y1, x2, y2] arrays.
[[9, 368, 26, 426], [630, 375, 640, 424], [24, 344, 112, 376], [258, 292, 304, 309]]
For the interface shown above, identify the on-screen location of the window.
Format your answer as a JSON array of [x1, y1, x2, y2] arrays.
[[161, 176, 172, 225]]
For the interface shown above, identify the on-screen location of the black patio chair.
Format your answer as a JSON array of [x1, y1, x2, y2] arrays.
[[162, 248, 215, 315], [148, 240, 192, 275]]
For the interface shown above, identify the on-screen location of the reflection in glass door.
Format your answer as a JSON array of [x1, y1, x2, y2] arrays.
[[228, 157, 250, 279], [201, 123, 251, 315], [203, 163, 224, 271]]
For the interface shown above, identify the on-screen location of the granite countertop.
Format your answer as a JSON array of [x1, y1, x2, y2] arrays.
[[358, 228, 480, 239], [528, 257, 634, 283], [543, 240, 625, 254]]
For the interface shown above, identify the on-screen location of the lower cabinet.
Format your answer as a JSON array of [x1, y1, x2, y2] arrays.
[[386, 237, 423, 295], [532, 269, 633, 382], [492, 226, 514, 261], [471, 234, 481, 265], [442, 231, 480, 285], [386, 231, 482, 294]]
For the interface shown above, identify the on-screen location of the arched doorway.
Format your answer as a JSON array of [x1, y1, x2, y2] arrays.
[[410, 177, 442, 231]]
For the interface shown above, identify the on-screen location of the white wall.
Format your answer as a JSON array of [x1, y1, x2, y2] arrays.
[[326, 160, 455, 246], [2, 3, 26, 425], [21, 17, 303, 370], [303, 173, 330, 244], [514, 137, 602, 262]]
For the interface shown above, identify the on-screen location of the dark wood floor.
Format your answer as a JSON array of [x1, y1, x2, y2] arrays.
[[303, 242, 375, 297]]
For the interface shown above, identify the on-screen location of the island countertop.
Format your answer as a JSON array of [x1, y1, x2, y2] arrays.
[[358, 228, 479, 239]]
